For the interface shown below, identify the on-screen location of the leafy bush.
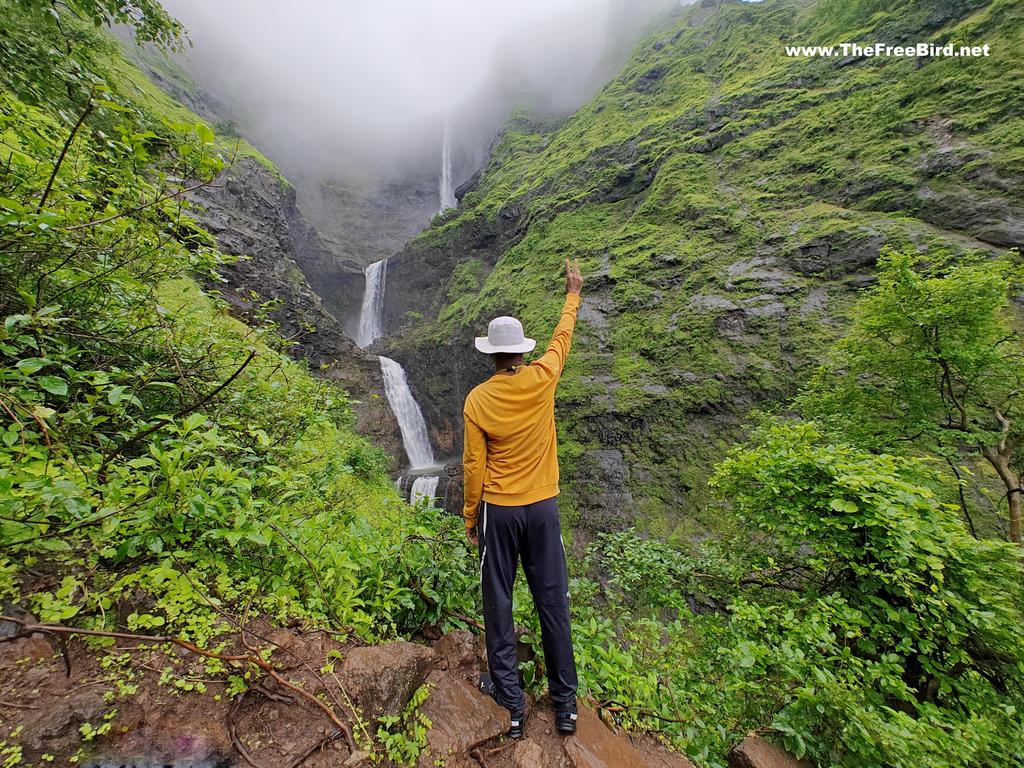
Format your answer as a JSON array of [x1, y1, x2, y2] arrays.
[[506, 421, 1024, 767], [710, 419, 1024, 766], [800, 248, 1024, 542]]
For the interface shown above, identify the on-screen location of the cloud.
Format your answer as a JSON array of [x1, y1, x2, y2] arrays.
[[161, 0, 676, 179]]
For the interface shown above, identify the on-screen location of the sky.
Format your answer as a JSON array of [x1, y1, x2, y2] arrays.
[[162, 0, 678, 180]]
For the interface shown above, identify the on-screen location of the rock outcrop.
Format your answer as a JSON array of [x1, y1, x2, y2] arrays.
[[340, 641, 437, 719], [186, 156, 403, 463], [1, 625, 699, 768], [728, 736, 804, 768]]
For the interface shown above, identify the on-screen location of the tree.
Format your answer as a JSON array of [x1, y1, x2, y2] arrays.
[[800, 248, 1024, 543], [16, 0, 185, 50]]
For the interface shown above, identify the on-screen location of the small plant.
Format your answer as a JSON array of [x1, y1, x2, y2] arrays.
[[375, 684, 433, 766], [78, 709, 116, 741]]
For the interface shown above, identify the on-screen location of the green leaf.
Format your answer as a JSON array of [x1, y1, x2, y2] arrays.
[[31, 405, 56, 420], [15, 357, 48, 374], [829, 498, 858, 513], [38, 376, 68, 396], [195, 122, 215, 145], [107, 385, 127, 405]]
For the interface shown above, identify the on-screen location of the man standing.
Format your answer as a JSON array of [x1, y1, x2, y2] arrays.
[[463, 259, 584, 739]]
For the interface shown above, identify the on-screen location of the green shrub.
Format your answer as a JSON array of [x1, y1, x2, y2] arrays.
[[711, 419, 1024, 767]]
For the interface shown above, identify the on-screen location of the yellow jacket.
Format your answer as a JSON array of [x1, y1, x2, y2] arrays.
[[462, 293, 581, 530]]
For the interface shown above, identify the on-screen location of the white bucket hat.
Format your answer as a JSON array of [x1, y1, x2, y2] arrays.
[[474, 316, 536, 354]]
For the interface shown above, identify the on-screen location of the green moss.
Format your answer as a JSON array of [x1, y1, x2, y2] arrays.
[[390, 0, 1023, 534]]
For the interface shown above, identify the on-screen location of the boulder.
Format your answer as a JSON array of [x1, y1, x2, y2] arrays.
[[417, 677, 507, 766], [0, 632, 53, 665], [433, 630, 480, 672], [728, 736, 803, 768], [340, 641, 436, 720], [563, 706, 651, 768]]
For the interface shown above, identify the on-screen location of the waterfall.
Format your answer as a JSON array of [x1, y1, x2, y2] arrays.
[[355, 259, 387, 348], [439, 119, 457, 213], [353, 255, 442, 506], [410, 475, 440, 506], [379, 356, 437, 470]]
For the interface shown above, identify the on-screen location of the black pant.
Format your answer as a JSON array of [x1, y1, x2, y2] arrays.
[[479, 496, 578, 712]]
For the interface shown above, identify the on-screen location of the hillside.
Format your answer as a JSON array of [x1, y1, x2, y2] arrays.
[[3, 1, 1024, 767], [378, 0, 1023, 536]]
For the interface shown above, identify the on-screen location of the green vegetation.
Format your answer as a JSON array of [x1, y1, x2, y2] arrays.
[[3, 1, 1023, 767], [14, 0, 184, 49], [393, 0, 1024, 535], [0, 0, 474, 700], [801, 248, 1024, 541]]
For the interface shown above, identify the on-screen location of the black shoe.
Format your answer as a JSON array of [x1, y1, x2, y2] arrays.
[[508, 710, 526, 739], [479, 673, 526, 739], [555, 708, 578, 735]]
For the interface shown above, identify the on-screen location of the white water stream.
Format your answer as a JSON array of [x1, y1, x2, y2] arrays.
[[439, 119, 457, 213], [354, 257, 440, 504], [379, 356, 436, 471], [410, 475, 440, 506], [355, 258, 387, 348]]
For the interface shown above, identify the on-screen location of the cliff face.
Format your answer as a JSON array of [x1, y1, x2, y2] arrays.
[[186, 157, 404, 464], [378, 0, 1023, 535], [113, 35, 406, 462], [290, 170, 443, 334]]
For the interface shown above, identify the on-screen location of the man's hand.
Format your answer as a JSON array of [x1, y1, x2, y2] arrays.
[[565, 258, 583, 296], [466, 526, 479, 547]]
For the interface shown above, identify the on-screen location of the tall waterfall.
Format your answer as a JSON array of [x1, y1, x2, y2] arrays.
[[353, 256, 441, 506], [439, 119, 457, 213], [355, 259, 387, 348], [379, 356, 436, 470]]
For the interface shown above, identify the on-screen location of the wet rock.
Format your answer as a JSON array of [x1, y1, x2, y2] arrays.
[[728, 736, 803, 768], [563, 706, 651, 768], [0, 632, 53, 664], [799, 287, 828, 316], [417, 677, 506, 766], [574, 448, 635, 530], [19, 703, 77, 752], [632, 65, 668, 93], [0, 602, 37, 636], [513, 738, 547, 768], [69, 690, 107, 722], [915, 186, 1023, 250], [433, 630, 479, 673], [341, 641, 436, 719], [725, 256, 798, 294], [784, 231, 883, 278]]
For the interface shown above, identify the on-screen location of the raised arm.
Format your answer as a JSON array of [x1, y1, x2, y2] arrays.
[[534, 259, 584, 376], [462, 407, 487, 540]]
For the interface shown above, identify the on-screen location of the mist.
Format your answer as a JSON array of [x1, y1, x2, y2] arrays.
[[161, 0, 678, 182]]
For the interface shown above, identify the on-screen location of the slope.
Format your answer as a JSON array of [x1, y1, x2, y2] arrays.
[[380, 0, 1024, 537]]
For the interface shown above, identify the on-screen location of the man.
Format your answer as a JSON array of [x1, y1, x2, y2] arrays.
[[463, 258, 584, 739]]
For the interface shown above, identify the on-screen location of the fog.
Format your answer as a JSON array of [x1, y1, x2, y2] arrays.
[[161, 0, 678, 181]]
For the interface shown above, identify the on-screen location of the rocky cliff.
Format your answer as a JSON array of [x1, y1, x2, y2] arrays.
[[186, 156, 404, 464], [371, 0, 1023, 536], [116, 32, 408, 464]]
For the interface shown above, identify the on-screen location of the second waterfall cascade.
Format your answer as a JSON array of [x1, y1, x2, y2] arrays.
[[354, 259, 442, 505], [439, 119, 457, 213]]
